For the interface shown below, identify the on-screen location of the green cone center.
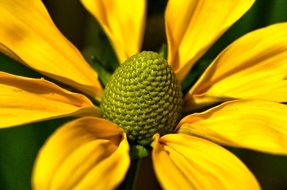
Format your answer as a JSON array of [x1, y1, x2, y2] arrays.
[[100, 51, 183, 145]]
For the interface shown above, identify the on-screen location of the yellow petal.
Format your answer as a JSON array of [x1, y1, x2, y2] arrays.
[[185, 23, 287, 109], [81, 0, 146, 63], [165, 0, 255, 82], [33, 117, 130, 190], [152, 133, 260, 190], [0, 0, 103, 99], [0, 72, 100, 128], [178, 100, 287, 155]]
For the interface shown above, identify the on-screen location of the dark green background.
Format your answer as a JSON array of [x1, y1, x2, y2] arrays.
[[1, 0, 287, 189]]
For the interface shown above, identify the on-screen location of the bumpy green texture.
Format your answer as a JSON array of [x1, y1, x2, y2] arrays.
[[101, 51, 183, 145]]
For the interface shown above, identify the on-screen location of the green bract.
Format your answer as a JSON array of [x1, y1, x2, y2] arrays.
[[101, 51, 183, 145]]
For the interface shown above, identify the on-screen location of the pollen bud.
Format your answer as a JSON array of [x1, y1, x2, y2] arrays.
[[101, 51, 183, 145]]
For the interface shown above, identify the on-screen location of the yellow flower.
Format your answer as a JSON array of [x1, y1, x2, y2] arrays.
[[1, 0, 287, 189]]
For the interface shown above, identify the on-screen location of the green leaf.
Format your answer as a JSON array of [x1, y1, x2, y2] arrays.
[[84, 16, 119, 73], [158, 43, 167, 59], [82, 48, 112, 86]]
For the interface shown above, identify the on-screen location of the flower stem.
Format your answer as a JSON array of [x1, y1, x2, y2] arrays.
[[131, 155, 161, 190]]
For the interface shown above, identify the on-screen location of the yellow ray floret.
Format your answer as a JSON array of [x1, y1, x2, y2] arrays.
[[0, 0, 102, 99]]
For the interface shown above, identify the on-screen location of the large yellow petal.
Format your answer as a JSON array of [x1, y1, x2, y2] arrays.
[[178, 100, 287, 155], [0, 72, 100, 128], [165, 0, 255, 82], [33, 117, 130, 190], [81, 0, 146, 63], [0, 0, 103, 99], [152, 133, 260, 190], [185, 23, 287, 109]]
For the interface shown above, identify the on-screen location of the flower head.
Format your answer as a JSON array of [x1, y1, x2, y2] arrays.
[[1, 0, 287, 189], [101, 51, 183, 145]]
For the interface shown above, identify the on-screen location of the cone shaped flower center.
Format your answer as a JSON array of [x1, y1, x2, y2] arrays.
[[101, 51, 183, 145]]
